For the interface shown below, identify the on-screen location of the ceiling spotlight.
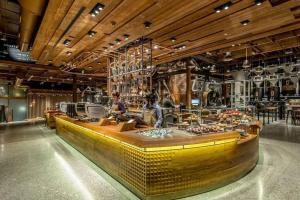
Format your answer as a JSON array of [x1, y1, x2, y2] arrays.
[[96, 3, 104, 11], [232, 44, 235, 47], [109, 43, 114, 48], [123, 34, 129, 41], [63, 39, 71, 46], [88, 66, 92, 69], [175, 45, 186, 50], [170, 37, 176, 43], [115, 39, 121, 44], [66, 51, 72, 56], [153, 45, 159, 49], [144, 21, 152, 29], [223, 2, 232, 10], [255, 0, 263, 6], [88, 30, 96, 37], [215, 9, 221, 13], [90, 3, 105, 17], [241, 20, 250, 26], [214, 1, 232, 13]]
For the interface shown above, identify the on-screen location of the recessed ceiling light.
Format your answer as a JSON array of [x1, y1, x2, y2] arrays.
[[214, 1, 232, 13], [255, 0, 263, 6], [153, 45, 159, 49], [66, 51, 72, 56], [175, 45, 186, 50], [144, 21, 152, 29], [109, 43, 114, 48], [232, 44, 235, 47], [96, 3, 104, 11], [90, 3, 105, 17], [170, 37, 176, 43], [241, 20, 250, 26], [123, 34, 129, 41], [63, 39, 71, 46], [88, 30, 96, 37], [115, 39, 121, 44], [223, 2, 232, 10]]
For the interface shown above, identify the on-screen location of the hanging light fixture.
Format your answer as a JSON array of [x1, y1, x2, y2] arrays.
[[210, 65, 217, 73], [243, 46, 251, 68], [223, 52, 233, 61]]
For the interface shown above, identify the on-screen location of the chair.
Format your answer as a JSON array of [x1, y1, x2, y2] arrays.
[[286, 108, 293, 124], [292, 109, 300, 125], [265, 106, 278, 124], [256, 103, 266, 125]]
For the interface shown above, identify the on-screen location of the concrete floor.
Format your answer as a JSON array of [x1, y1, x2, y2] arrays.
[[0, 122, 300, 200]]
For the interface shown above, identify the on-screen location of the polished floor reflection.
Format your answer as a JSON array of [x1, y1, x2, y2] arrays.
[[0, 122, 300, 200]]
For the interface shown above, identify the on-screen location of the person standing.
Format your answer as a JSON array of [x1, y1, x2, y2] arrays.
[[111, 92, 126, 114], [142, 93, 163, 128]]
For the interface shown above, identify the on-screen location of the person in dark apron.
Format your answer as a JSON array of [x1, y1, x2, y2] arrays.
[[142, 93, 163, 128], [111, 92, 126, 114]]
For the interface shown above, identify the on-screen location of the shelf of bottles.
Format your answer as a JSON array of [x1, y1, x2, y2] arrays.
[[108, 38, 155, 108]]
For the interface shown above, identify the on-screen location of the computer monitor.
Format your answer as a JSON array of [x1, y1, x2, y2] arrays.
[[192, 99, 200, 106]]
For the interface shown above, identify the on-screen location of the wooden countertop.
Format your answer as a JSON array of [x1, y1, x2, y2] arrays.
[[55, 116, 258, 148]]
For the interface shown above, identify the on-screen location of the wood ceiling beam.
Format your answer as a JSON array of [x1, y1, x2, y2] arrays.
[[0, 60, 61, 71], [155, 20, 300, 64], [267, 36, 282, 49], [193, 54, 219, 65]]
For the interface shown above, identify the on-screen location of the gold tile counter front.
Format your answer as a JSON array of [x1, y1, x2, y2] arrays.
[[55, 117, 259, 200]]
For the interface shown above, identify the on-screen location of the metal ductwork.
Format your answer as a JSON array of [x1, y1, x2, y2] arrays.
[[18, 0, 46, 52]]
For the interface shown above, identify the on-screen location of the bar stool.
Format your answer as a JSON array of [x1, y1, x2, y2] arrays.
[[286, 108, 293, 124], [292, 110, 300, 125], [265, 106, 277, 124], [256, 103, 266, 125]]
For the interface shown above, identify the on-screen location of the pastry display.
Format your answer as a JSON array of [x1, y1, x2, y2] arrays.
[[139, 128, 172, 138], [186, 124, 224, 135]]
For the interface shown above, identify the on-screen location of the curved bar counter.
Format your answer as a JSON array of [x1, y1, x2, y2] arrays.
[[55, 116, 260, 200]]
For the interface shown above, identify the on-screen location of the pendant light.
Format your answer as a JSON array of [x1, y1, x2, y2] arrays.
[[223, 52, 233, 61], [242, 46, 251, 68]]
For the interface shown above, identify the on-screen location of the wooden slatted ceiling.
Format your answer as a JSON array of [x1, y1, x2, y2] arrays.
[[0, 0, 20, 37], [31, 0, 300, 70]]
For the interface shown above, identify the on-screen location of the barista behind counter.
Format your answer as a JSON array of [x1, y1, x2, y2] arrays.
[[142, 93, 163, 128], [111, 92, 126, 114]]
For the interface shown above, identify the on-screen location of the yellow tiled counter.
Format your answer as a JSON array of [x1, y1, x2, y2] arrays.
[[55, 116, 259, 200]]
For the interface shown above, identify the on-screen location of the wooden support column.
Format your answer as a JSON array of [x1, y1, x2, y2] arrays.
[[72, 75, 77, 103], [186, 67, 192, 109], [159, 80, 164, 104]]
